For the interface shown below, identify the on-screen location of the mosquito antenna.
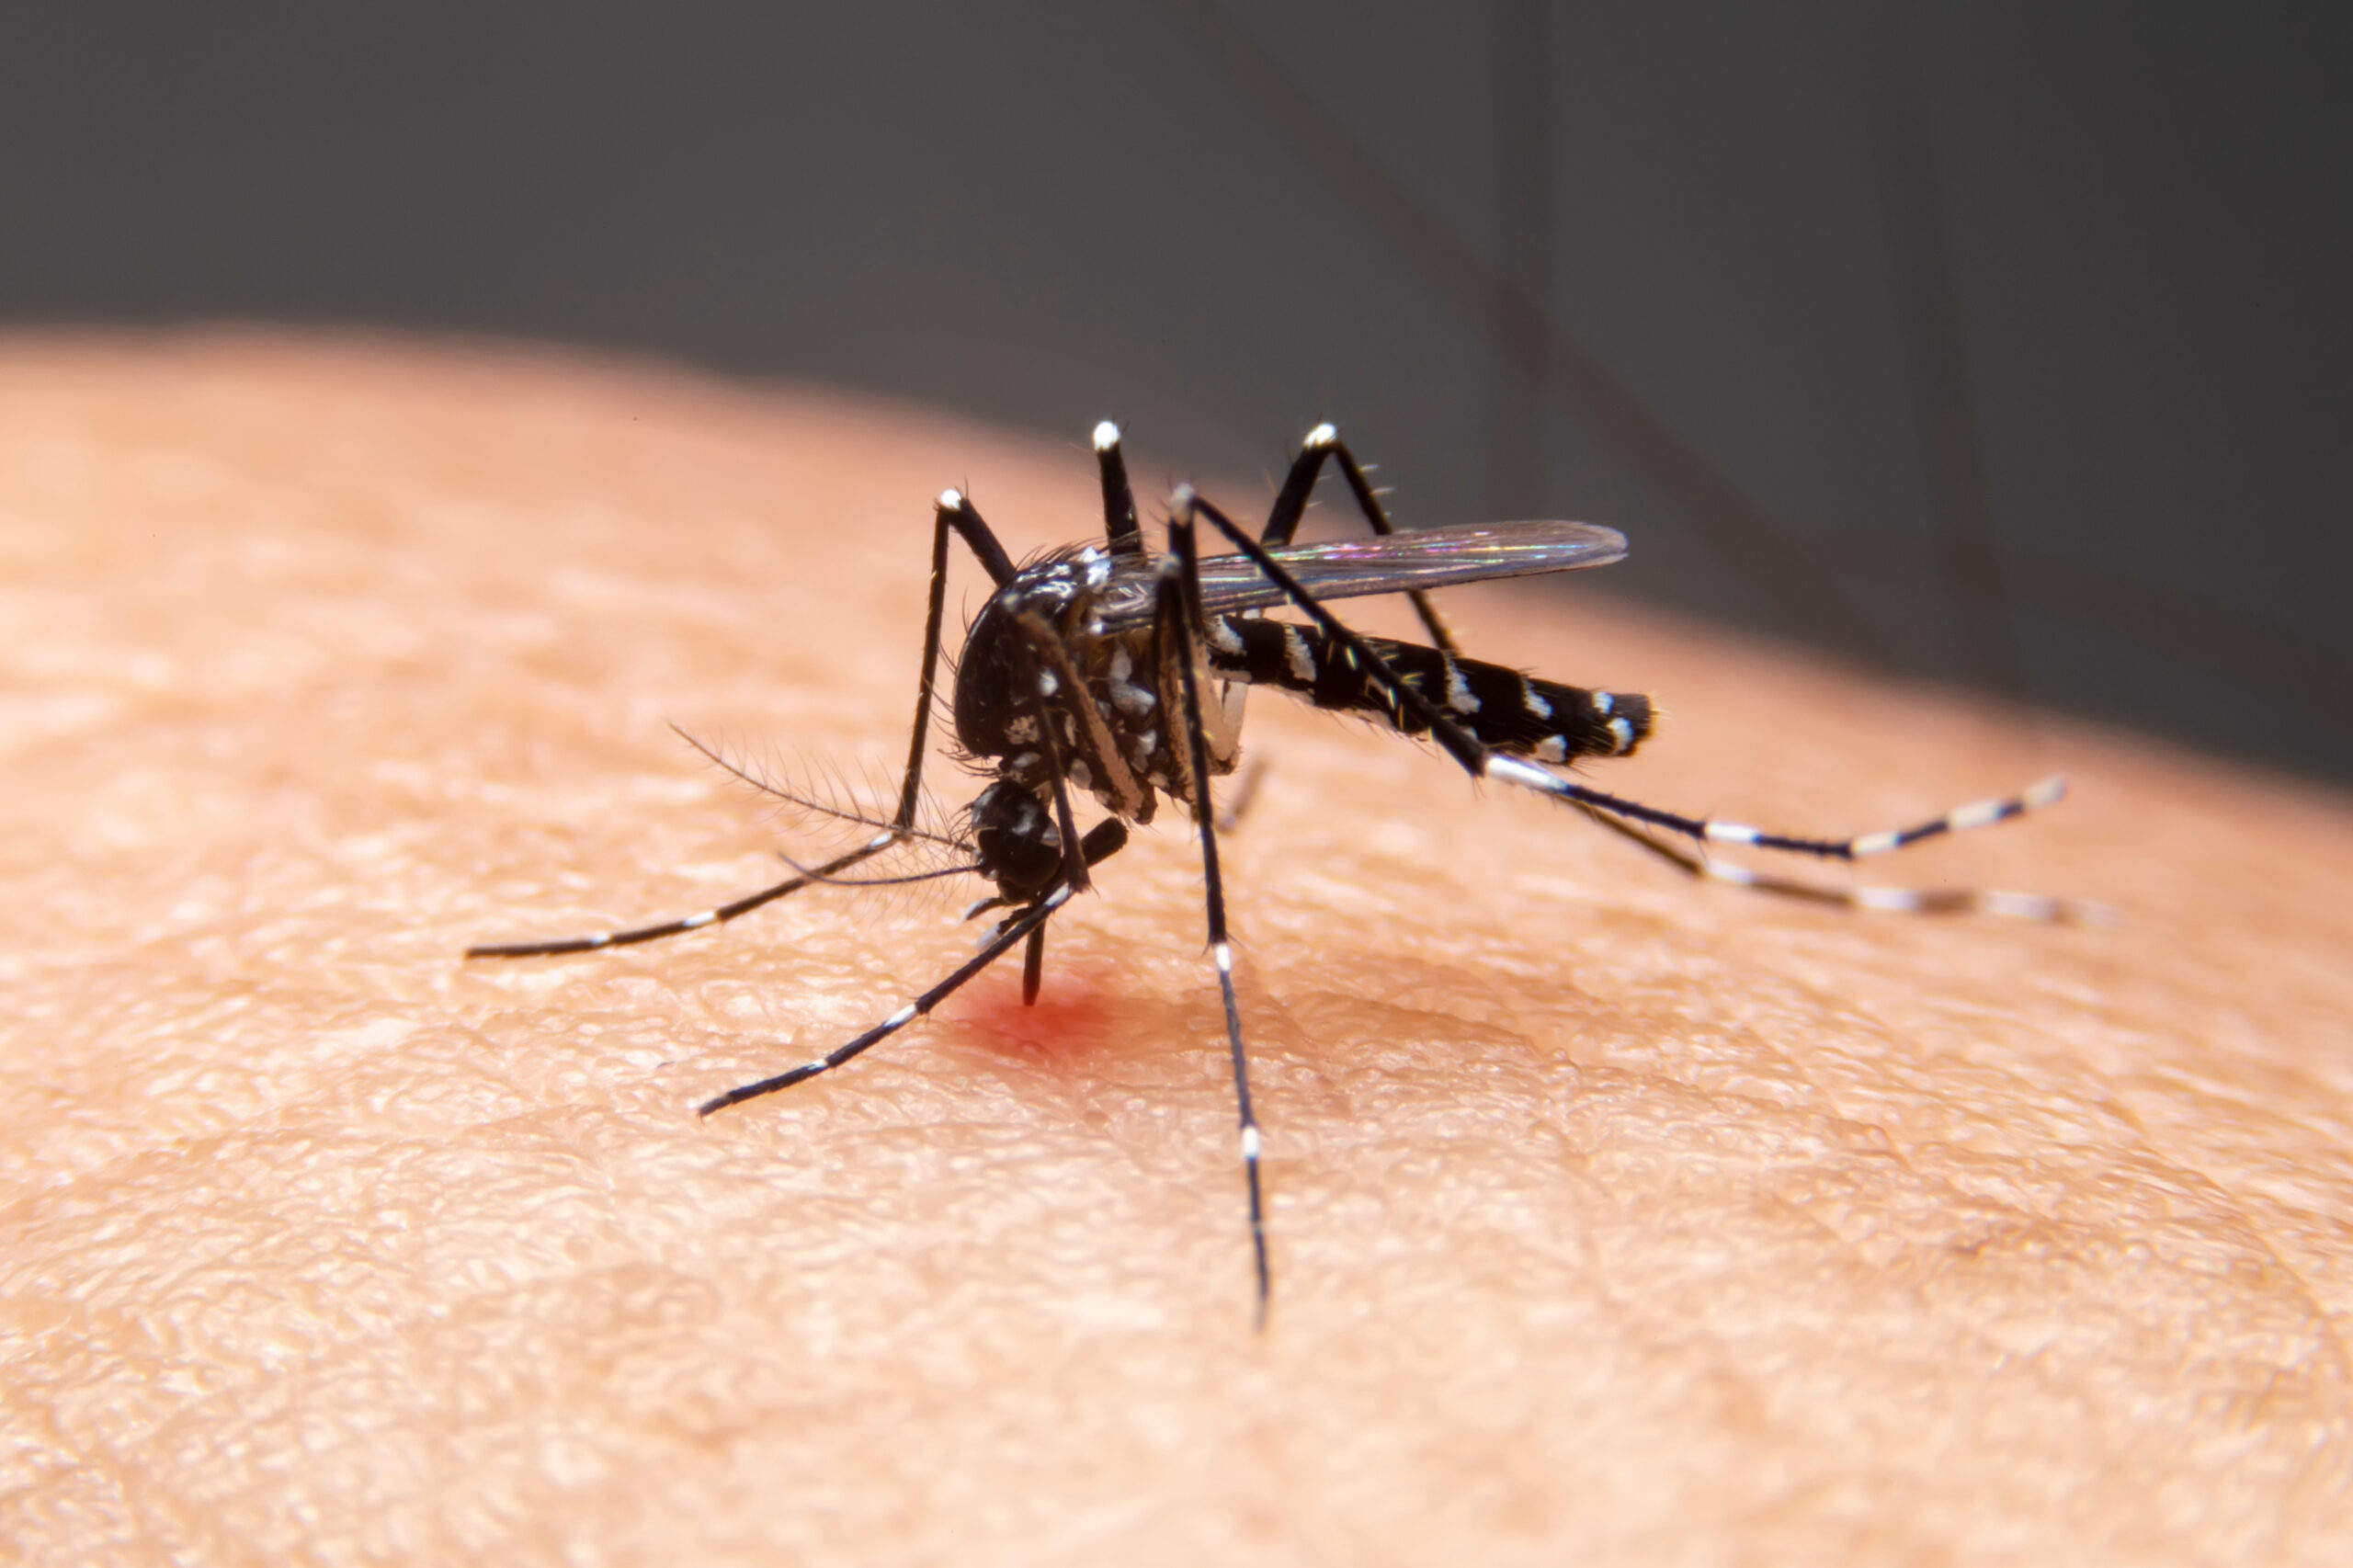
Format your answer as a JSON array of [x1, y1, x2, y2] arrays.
[[670, 723, 967, 850]]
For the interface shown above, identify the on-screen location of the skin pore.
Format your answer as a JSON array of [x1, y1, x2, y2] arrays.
[[3, 332, 2350, 1564]]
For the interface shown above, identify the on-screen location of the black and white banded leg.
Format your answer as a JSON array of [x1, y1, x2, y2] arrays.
[[468, 487, 1019, 960], [697, 887, 1075, 1115], [1158, 504, 1272, 1326], [695, 807, 1130, 1117], [1093, 420, 1145, 560], [1174, 487, 2083, 919], [1563, 785, 2107, 921]]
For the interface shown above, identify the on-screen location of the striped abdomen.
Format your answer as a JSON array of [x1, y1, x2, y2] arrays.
[[1206, 617, 1653, 763]]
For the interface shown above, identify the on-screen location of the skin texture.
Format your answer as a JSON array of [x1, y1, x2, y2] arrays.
[[3, 331, 2351, 1565]]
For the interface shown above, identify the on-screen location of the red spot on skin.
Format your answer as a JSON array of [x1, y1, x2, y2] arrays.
[[947, 963, 1117, 1070]]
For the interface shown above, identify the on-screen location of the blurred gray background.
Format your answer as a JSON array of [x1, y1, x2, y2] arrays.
[[5, 2, 2347, 781]]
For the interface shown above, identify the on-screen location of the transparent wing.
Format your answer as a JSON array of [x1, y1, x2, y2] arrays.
[[1091, 518, 1627, 630]]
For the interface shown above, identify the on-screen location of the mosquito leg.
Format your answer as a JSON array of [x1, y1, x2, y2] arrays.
[[999, 628, 1081, 1009], [1260, 423, 1458, 654], [1493, 770, 2075, 868], [466, 838, 913, 958], [698, 886, 1074, 1117], [1177, 488, 2073, 901], [1161, 506, 1273, 1329], [894, 488, 1017, 829], [1695, 857, 2112, 922], [996, 611, 1136, 1007], [1093, 421, 1143, 560], [471, 489, 1020, 959], [1569, 800, 2109, 923]]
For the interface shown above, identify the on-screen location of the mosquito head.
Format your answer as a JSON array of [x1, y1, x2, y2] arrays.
[[968, 778, 1066, 903]]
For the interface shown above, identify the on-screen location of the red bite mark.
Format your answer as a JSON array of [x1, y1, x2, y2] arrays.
[[947, 965, 1117, 1070]]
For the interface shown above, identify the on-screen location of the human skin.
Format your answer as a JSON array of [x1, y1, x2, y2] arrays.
[[2, 331, 2349, 1565]]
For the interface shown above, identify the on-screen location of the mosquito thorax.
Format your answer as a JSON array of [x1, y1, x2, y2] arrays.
[[950, 542, 1191, 832], [950, 552, 1103, 754]]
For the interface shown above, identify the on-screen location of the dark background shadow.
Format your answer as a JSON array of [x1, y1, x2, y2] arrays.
[[6, 1, 2346, 781]]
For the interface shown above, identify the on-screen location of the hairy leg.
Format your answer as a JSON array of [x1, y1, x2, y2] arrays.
[[3, 332, 2349, 1564]]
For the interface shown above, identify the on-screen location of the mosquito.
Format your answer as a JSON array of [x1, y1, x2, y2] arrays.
[[469, 420, 2084, 1325]]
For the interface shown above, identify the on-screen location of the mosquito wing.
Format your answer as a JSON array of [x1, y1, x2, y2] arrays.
[[1092, 518, 1627, 630]]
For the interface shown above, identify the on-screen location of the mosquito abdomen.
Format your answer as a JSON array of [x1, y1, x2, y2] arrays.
[[1210, 618, 1652, 763]]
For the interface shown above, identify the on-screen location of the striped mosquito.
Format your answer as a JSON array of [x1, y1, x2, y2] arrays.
[[470, 420, 2082, 1325]]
